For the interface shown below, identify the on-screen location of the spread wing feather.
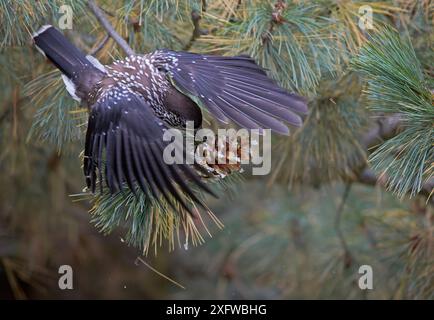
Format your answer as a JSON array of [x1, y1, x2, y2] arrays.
[[153, 50, 308, 134], [83, 89, 215, 214]]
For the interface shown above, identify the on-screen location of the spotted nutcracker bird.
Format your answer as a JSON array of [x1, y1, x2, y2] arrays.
[[33, 25, 307, 213]]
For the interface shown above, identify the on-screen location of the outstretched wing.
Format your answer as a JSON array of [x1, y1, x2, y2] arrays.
[[153, 49, 308, 135], [84, 89, 215, 214]]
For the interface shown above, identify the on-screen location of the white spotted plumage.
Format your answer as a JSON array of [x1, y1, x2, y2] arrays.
[[92, 51, 184, 127]]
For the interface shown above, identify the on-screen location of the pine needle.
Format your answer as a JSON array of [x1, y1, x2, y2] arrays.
[[135, 257, 186, 290]]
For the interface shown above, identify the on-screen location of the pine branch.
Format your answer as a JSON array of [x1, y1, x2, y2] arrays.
[[183, 9, 206, 51], [361, 114, 402, 149], [334, 183, 355, 269], [261, 0, 285, 44], [89, 34, 109, 56], [118, 0, 190, 52], [25, 70, 85, 151], [79, 174, 238, 254], [88, 0, 135, 56], [0, 0, 87, 49], [356, 114, 433, 200], [351, 26, 433, 198], [358, 168, 434, 200], [269, 74, 367, 187]]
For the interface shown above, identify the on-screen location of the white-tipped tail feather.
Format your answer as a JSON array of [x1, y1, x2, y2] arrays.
[[32, 24, 53, 38], [61, 74, 81, 102], [33, 25, 105, 102], [32, 25, 54, 58]]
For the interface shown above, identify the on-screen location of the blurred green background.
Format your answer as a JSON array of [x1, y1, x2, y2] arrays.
[[0, 0, 432, 299]]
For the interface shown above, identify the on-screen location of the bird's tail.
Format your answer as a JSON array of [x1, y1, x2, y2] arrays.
[[32, 25, 91, 79]]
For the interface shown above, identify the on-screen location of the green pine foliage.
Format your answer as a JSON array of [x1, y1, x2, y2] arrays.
[[197, 1, 338, 94], [0, 0, 432, 299], [0, 0, 87, 49], [25, 70, 86, 152], [74, 174, 241, 255], [171, 182, 433, 299], [270, 73, 368, 186], [351, 27, 433, 198]]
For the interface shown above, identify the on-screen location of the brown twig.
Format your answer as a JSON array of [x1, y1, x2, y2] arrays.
[[183, 9, 207, 51], [358, 168, 434, 200], [228, 0, 242, 23], [89, 34, 109, 56], [361, 114, 402, 149], [355, 114, 432, 201], [262, 0, 287, 44], [334, 183, 354, 269], [0, 104, 12, 124], [87, 0, 134, 56]]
